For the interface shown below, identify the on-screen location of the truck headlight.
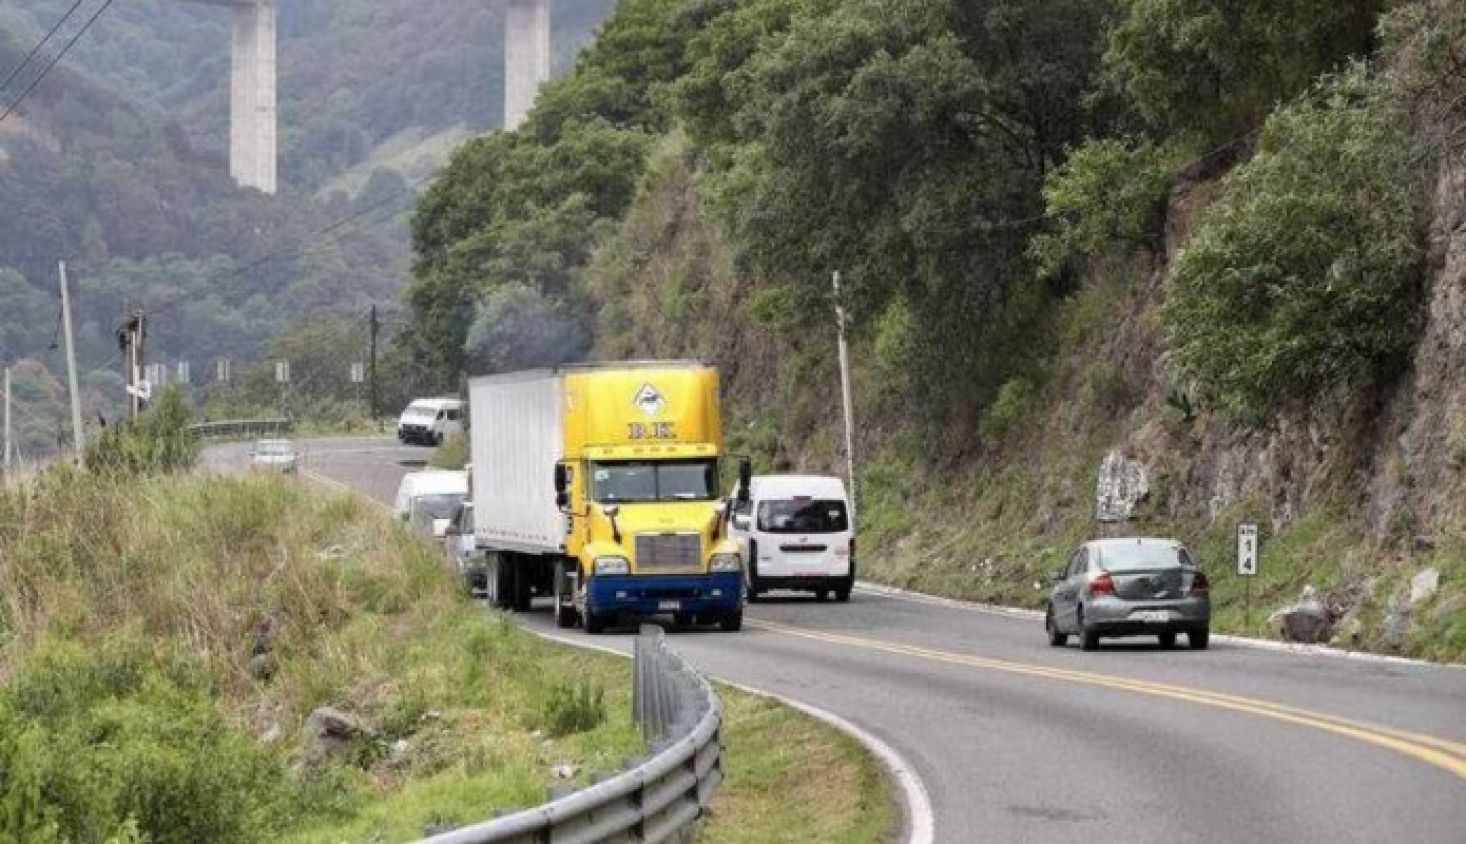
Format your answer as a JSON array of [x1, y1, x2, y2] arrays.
[[709, 553, 742, 573], [593, 556, 630, 576]]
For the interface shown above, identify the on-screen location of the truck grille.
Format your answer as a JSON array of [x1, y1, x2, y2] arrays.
[[635, 532, 702, 572]]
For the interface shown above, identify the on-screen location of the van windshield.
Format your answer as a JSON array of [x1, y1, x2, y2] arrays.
[[412, 493, 465, 520], [591, 459, 717, 503], [757, 499, 849, 534]]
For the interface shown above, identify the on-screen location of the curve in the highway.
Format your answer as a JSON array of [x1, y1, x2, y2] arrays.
[[274, 438, 1466, 844]]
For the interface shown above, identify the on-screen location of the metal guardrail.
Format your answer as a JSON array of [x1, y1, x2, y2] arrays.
[[416, 626, 723, 844], [187, 418, 292, 438]]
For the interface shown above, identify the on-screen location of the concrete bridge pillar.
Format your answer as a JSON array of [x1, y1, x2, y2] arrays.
[[228, 0, 277, 194], [505, 0, 552, 130]]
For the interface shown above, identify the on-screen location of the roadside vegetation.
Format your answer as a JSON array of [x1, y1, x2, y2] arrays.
[[402, 0, 1463, 662], [0, 397, 897, 840]]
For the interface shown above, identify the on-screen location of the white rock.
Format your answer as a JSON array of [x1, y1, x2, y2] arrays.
[[1409, 568, 1441, 606], [553, 764, 580, 780], [1096, 450, 1149, 523]]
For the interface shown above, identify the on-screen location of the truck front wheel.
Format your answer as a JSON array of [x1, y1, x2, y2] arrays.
[[553, 560, 579, 629]]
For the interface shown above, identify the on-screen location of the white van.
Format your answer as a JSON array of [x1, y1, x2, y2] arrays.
[[393, 470, 469, 538], [729, 475, 854, 602], [397, 398, 464, 446]]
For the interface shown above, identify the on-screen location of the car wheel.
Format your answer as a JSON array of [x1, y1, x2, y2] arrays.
[[1078, 608, 1100, 651], [1189, 628, 1210, 650], [1046, 607, 1068, 647], [720, 610, 743, 632], [1157, 631, 1177, 649]]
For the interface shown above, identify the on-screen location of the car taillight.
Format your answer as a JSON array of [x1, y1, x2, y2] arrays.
[[1088, 571, 1115, 596], [1189, 570, 1210, 596]]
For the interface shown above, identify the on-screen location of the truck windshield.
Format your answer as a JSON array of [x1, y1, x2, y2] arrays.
[[757, 499, 849, 534], [591, 459, 717, 503]]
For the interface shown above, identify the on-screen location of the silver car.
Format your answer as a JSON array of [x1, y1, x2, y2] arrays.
[[1045, 537, 1211, 651]]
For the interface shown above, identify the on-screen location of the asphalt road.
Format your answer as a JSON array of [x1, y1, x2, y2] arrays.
[[222, 437, 1466, 843]]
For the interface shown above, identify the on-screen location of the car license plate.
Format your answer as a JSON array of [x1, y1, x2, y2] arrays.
[[659, 600, 681, 611], [1134, 610, 1169, 623]]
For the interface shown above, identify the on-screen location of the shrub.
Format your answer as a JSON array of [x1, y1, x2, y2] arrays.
[[84, 385, 198, 475], [0, 638, 285, 844], [1031, 139, 1174, 278], [1163, 65, 1428, 422], [540, 680, 606, 738], [981, 378, 1037, 443]]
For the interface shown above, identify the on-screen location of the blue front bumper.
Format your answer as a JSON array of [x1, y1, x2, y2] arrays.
[[587, 572, 743, 617]]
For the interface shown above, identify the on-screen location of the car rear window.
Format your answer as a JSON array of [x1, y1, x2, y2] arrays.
[[1098, 543, 1190, 569]]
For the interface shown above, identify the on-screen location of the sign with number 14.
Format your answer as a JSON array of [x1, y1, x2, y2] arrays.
[[1237, 523, 1259, 576]]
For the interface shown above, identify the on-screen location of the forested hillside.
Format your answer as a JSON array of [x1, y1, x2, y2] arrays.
[[0, 0, 616, 456], [409, 0, 1466, 659]]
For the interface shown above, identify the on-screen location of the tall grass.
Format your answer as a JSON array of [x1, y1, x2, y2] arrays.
[[0, 469, 639, 842]]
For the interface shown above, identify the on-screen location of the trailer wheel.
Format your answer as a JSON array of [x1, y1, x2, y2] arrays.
[[509, 556, 533, 612], [487, 554, 513, 610]]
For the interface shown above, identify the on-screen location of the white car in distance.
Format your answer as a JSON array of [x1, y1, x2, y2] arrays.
[[249, 438, 298, 474]]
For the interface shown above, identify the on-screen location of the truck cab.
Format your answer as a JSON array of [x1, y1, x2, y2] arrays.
[[730, 475, 854, 602]]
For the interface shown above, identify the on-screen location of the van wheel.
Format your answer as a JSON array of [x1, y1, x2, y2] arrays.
[[1189, 628, 1210, 650], [835, 587, 851, 603], [816, 589, 830, 602], [720, 610, 743, 632], [585, 612, 606, 635]]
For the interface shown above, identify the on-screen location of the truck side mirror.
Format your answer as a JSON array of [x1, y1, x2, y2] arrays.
[[555, 491, 570, 510], [737, 458, 751, 505], [732, 514, 751, 531], [553, 463, 569, 494]]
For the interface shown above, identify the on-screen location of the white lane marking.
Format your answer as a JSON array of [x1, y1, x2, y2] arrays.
[[855, 581, 1465, 670], [526, 624, 935, 844]]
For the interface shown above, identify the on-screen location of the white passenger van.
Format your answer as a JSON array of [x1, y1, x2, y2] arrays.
[[393, 470, 470, 538], [396, 397, 464, 445], [729, 475, 854, 602]]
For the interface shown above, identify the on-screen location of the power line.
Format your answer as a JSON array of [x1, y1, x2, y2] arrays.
[[0, 0, 87, 97], [0, 0, 117, 126]]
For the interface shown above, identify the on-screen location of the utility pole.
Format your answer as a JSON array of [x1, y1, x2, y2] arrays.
[[58, 261, 85, 459], [369, 304, 381, 431], [3, 366, 12, 475], [119, 304, 147, 421], [833, 271, 857, 522]]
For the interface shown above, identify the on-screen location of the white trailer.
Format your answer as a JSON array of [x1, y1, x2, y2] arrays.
[[468, 371, 565, 608]]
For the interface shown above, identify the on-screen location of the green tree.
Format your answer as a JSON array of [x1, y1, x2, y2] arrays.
[[1101, 0, 1383, 144], [1163, 66, 1428, 421]]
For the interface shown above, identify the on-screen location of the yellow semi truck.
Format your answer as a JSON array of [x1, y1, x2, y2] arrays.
[[468, 361, 749, 633]]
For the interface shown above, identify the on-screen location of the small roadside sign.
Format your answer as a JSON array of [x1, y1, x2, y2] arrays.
[[275, 361, 290, 384], [1237, 523, 1259, 576], [350, 362, 365, 384]]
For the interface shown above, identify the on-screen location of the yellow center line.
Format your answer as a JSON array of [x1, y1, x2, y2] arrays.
[[748, 619, 1466, 782]]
